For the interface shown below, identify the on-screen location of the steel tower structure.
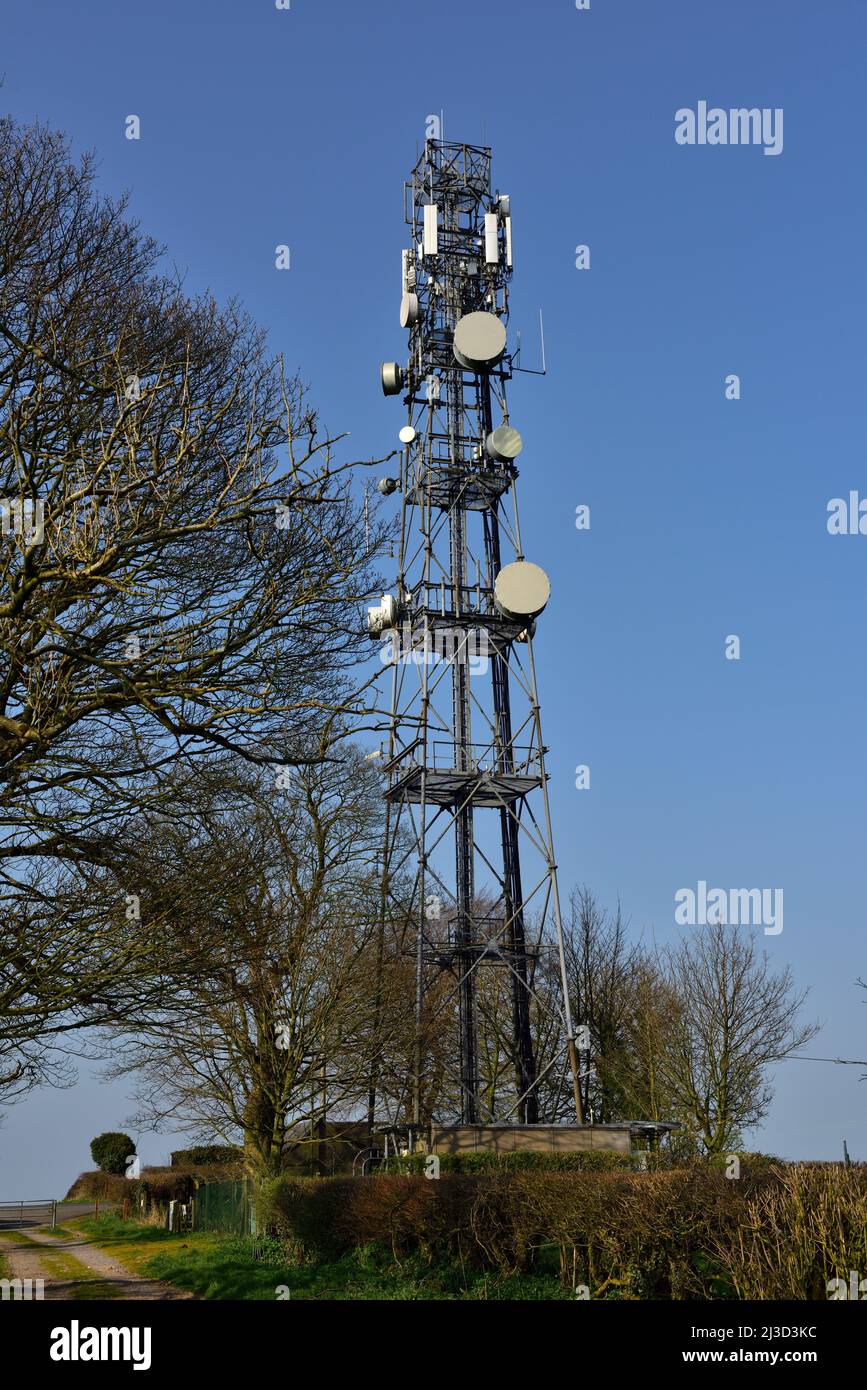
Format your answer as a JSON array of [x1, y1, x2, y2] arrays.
[[372, 139, 582, 1129]]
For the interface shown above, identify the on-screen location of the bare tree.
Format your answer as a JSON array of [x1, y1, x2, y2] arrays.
[[658, 922, 819, 1154], [536, 893, 818, 1151], [0, 861, 186, 1101], [0, 117, 386, 1092], [617, 956, 681, 1127], [561, 887, 648, 1123], [100, 751, 397, 1178], [1, 118, 383, 859]]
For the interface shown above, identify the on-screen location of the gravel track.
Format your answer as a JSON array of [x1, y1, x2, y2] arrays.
[[0, 1228, 195, 1301]]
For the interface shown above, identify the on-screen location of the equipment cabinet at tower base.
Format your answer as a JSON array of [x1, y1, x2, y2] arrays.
[[430, 1123, 632, 1155]]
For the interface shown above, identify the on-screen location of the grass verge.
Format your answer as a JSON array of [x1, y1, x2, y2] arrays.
[[74, 1214, 571, 1300]]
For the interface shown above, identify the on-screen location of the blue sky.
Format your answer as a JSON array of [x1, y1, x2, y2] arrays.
[[2, 0, 866, 1194]]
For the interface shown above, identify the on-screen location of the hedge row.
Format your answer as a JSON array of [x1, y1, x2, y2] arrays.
[[66, 1171, 132, 1202], [66, 1162, 243, 1204], [256, 1163, 867, 1299], [380, 1149, 781, 1176], [170, 1145, 243, 1168], [384, 1150, 632, 1175]]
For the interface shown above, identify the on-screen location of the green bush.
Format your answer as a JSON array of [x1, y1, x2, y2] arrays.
[[89, 1131, 136, 1176]]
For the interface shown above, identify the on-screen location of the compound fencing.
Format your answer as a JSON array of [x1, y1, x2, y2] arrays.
[[191, 1180, 255, 1236]]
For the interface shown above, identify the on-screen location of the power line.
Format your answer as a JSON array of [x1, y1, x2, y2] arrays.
[[785, 1054, 867, 1067]]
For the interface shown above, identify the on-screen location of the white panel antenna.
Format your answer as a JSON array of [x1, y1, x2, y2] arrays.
[[484, 213, 499, 265], [423, 203, 439, 256]]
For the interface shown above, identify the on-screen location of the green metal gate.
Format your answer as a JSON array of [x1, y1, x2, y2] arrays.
[[191, 1179, 255, 1235]]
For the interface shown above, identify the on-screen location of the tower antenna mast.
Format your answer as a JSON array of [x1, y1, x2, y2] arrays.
[[372, 138, 583, 1129]]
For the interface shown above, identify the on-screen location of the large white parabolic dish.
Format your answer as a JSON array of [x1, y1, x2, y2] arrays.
[[494, 560, 551, 621], [381, 362, 404, 396], [400, 292, 419, 327], [453, 311, 507, 373], [486, 424, 523, 462]]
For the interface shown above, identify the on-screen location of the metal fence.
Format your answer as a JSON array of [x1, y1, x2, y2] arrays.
[[0, 1199, 57, 1229], [191, 1180, 255, 1236]]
